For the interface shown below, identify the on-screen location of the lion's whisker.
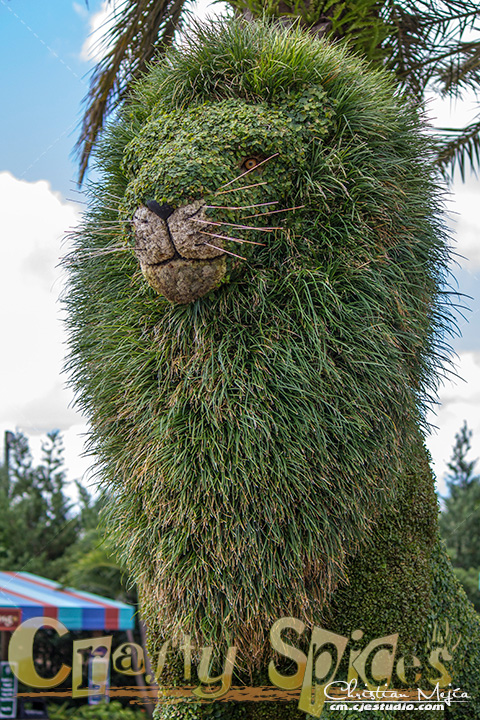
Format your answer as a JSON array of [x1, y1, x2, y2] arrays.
[[75, 229, 125, 239], [89, 224, 126, 231], [215, 182, 268, 195], [204, 201, 278, 210], [201, 242, 247, 260], [66, 197, 88, 206], [200, 231, 265, 246], [99, 190, 124, 202], [99, 205, 125, 214], [193, 219, 281, 233], [241, 204, 306, 219], [217, 153, 280, 189], [64, 246, 129, 262], [62, 251, 122, 265], [81, 246, 127, 253]]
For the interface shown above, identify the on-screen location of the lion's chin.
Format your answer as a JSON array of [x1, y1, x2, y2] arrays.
[[142, 256, 226, 304], [133, 201, 226, 303]]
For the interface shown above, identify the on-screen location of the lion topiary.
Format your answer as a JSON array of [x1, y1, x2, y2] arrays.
[[65, 18, 480, 719]]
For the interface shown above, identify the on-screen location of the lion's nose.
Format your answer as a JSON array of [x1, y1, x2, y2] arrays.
[[146, 200, 175, 220]]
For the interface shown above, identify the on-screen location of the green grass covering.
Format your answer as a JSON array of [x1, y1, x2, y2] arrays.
[[64, 17, 479, 719]]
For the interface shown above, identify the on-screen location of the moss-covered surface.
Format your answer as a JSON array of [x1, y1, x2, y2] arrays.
[[65, 17, 480, 720], [326, 432, 437, 648], [427, 543, 480, 718]]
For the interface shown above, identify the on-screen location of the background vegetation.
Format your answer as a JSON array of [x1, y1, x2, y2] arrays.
[[0, 430, 143, 710], [439, 421, 480, 612], [78, 0, 480, 182]]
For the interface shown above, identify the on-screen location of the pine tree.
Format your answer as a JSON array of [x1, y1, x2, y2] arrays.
[[0, 430, 78, 578], [439, 421, 480, 611], [446, 420, 477, 489]]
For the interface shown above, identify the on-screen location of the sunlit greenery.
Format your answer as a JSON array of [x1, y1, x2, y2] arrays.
[[78, 0, 480, 182]]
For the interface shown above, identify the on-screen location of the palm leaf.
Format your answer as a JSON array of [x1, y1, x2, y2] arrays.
[[436, 116, 480, 180], [387, 1, 480, 96], [77, 0, 480, 179], [435, 42, 480, 96], [77, 0, 191, 182]]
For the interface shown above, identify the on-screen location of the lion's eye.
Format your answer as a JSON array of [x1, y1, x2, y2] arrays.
[[242, 157, 261, 172]]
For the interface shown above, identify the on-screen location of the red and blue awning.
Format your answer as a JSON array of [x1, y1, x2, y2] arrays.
[[0, 571, 135, 631]]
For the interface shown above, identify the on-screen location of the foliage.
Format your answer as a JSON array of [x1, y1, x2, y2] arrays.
[[78, 0, 194, 182], [62, 488, 135, 602], [453, 566, 480, 612], [0, 430, 78, 578], [445, 419, 478, 489], [425, 540, 480, 720], [327, 431, 438, 658], [0, 431, 150, 708], [0, 429, 134, 598], [64, 528, 131, 599], [48, 701, 146, 720], [439, 421, 480, 612], [77, 0, 480, 182]]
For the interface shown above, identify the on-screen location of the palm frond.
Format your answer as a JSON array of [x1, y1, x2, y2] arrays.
[[77, 0, 190, 182], [77, 0, 480, 179], [436, 42, 480, 96], [436, 115, 480, 180], [387, 1, 480, 97]]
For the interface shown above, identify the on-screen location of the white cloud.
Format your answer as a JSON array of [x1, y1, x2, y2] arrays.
[[12, 381, 81, 433], [73, 2, 89, 20], [445, 176, 480, 271], [426, 351, 480, 495], [62, 423, 98, 491], [426, 91, 480, 271], [184, 0, 231, 23], [0, 172, 90, 488], [80, 0, 118, 63]]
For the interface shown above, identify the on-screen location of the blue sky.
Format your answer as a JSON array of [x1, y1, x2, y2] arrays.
[[0, 0, 95, 193], [1, 0, 479, 497]]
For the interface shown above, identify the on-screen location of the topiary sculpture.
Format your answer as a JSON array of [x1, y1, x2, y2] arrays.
[[65, 18, 480, 720]]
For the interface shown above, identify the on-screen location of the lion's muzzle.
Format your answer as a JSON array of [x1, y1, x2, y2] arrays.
[[133, 200, 226, 304]]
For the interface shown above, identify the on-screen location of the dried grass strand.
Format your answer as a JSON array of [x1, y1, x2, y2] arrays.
[[241, 204, 306, 219], [215, 182, 268, 195], [204, 201, 278, 210], [193, 219, 280, 232]]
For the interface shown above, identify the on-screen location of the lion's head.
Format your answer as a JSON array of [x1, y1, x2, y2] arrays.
[[121, 91, 335, 303], [66, 19, 453, 659]]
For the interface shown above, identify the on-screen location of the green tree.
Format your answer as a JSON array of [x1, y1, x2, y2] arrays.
[[78, 0, 480, 181], [62, 486, 134, 602], [439, 421, 480, 611], [61, 488, 155, 716], [446, 419, 477, 488], [0, 430, 78, 578]]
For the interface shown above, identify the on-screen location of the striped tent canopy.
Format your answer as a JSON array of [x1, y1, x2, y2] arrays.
[[0, 571, 135, 630]]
